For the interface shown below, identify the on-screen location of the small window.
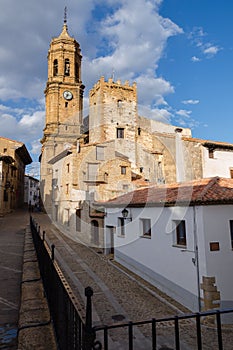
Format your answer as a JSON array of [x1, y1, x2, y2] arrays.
[[141, 218, 151, 237], [96, 146, 104, 161], [53, 59, 58, 76], [117, 128, 124, 139], [66, 184, 69, 194], [3, 148, 7, 153], [64, 58, 70, 76], [230, 169, 233, 179], [174, 220, 186, 246], [118, 217, 125, 236], [140, 167, 143, 173], [229, 220, 233, 249], [121, 166, 126, 175], [123, 184, 128, 190], [117, 100, 123, 108], [208, 148, 214, 159], [67, 163, 70, 173], [138, 127, 141, 136], [65, 102, 68, 108]]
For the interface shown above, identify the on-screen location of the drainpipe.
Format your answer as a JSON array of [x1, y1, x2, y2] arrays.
[[175, 128, 185, 182], [193, 206, 201, 312]]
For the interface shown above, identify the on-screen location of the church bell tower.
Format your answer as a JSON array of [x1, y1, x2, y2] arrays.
[[41, 11, 84, 213], [44, 11, 84, 138]]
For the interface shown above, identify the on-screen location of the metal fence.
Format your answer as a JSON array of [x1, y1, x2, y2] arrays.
[[30, 217, 233, 350], [30, 216, 98, 350]]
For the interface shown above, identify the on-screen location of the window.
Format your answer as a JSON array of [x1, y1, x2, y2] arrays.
[[208, 148, 214, 159], [117, 128, 124, 139], [67, 163, 70, 173], [140, 167, 143, 173], [96, 146, 104, 161], [121, 166, 126, 175], [75, 62, 79, 80], [123, 184, 128, 190], [88, 163, 98, 181], [64, 58, 70, 76], [53, 59, 58, 76], [229, 220, 233, 249], [65, 102, 68, 108], [117, 100, 123, 108], [174, 220, 186, 246], [66, 184, 69, 194], [138, 127, 141, 136], [230, 169, 233, 179], [141, 218, 151, 237], [118, 217, 125, 236]]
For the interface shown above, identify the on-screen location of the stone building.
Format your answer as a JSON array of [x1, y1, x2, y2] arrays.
[[40, 20, 233, 248], [0, 137, 32, 216]]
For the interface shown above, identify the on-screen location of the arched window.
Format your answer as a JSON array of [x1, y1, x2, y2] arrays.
[[53, 59, 58, 76], [75, 62, 79, 80], [64, 58, 70, 76]]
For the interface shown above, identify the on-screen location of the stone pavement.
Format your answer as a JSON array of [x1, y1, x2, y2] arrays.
[[32, 212, 233, 350], [0, 209, 57, 350], [0, 208, 28, 349]]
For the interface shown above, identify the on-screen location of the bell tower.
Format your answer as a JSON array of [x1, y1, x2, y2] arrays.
[[44, 11, 84, 138], [40, 11, 85, 213]]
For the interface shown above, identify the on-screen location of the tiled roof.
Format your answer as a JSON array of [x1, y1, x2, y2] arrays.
[[102, 177, 233, 207], [182, 136, 233, 149]]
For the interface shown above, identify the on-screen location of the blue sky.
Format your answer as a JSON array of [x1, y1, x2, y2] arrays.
[[0, 0, 232, 176]]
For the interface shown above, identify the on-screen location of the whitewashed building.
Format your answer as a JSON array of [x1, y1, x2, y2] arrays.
[[24, 175, 40, 210], [102, 177, 233, 317]]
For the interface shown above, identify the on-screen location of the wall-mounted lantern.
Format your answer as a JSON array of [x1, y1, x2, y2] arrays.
[[122, 208, 129, 219]]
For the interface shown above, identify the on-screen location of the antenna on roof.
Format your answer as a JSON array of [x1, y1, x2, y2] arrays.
[[64, 6, 67, 24]]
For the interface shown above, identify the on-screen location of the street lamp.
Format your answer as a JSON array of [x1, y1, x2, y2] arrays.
[[121, 208, 129, 219]]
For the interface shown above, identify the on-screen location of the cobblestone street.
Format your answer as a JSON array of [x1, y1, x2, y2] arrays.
[[32, 212, 233, 349]]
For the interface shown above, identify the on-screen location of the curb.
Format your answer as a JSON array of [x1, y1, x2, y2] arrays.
[[17, 225, 57, 350]]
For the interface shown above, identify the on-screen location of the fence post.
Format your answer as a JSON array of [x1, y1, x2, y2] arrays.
[[51, 244, 55, 261], [83, 286, 96, 350]]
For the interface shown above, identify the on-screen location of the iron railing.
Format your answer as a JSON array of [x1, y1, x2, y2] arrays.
[[30, 216, 98, 350], [30, 217, 233, 350]]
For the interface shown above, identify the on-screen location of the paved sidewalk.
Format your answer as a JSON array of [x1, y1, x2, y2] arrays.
[[0, 208, 29, 349]]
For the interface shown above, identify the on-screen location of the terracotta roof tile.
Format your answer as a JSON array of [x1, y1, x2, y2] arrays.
[[102, 177, 233, 207]]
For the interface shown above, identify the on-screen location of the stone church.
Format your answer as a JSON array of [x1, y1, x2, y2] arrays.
[[40, 19, 233, 249]]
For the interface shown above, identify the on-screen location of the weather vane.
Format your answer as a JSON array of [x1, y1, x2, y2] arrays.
[[64, 6, 67, 24]]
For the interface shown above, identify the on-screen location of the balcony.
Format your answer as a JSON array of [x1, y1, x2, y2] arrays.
[[84, 173, 108, 184]]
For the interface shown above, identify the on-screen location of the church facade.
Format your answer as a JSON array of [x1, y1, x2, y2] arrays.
[[40, 20, 233, 249]]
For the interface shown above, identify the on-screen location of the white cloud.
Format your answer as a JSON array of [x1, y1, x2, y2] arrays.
[[0, 108, 45, 161], [203, 45, 220, 56], [191, 56, 201, 62], [139, 105, 172, 123], [83, 0, 182, 105], [188, 26, 221, 60], [176, 109, 192, 118], [182, 99, 199, 105]]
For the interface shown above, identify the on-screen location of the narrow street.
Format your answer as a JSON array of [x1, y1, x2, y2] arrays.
[[0, 209, 29, 349], [32, 212, 233, 350]]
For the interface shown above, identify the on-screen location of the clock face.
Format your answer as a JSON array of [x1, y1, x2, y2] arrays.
[[63, 90, 73, 100]]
